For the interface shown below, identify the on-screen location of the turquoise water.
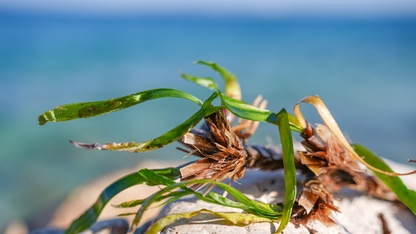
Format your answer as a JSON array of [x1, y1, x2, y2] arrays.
[[1, 12, 416, 229]]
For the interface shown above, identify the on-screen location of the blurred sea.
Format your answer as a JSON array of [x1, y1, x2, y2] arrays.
[[1, 11, 416, 229]]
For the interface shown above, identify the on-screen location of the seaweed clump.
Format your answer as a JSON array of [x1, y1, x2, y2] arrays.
[[38, 61, 416, 233]]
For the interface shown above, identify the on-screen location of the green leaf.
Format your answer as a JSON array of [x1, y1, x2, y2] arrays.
[[180, 73, 220, 91], [69, 93, 221, 152], [39, 88, 203, 125], [352, 144, 416, 215], [146, 208, 274, 234], [200, 191, 275, 217], [114, 199, 146, 208], [221, 95, 275, 121], [114, 191, 192, 208], [196, 60, 241, 100], [205, 181, 280, 218], [220, 95, 303, 132], [65, 167, 180, 234], [132, 176, 282, 230], [275, 109, 297, 233]]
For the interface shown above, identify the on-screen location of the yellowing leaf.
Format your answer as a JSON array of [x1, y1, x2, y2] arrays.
[[293, 95, 416, 177], [146, 209, 274, 234]]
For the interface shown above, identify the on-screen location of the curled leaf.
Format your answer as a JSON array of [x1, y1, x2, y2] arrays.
[[353, 144, 416, 215], [293, 95, 416, 177]]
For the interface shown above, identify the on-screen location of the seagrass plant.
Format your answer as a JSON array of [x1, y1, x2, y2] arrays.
[[39, 61, 416, 234]]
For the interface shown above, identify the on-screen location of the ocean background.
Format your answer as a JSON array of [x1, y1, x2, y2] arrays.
[[1, 10, 416, 230]]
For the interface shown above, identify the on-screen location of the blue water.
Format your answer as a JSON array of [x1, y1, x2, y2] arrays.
[[1, 11, 416, 229]]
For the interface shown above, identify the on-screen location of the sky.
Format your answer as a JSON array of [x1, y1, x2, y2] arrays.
[[1, 0, 416, 18]]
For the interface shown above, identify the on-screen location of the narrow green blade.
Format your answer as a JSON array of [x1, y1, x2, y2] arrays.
[[132, 177, 282, 229], [206, 181, 279, 217], [352, 144, 416, 215], [196, 60, 241, 100], [180, 73, 220, 91], [70, 93, 221, 152], [221, 95, 275, 121], [114, 191, 192, 208], [39, 88, 203, 125], [275, 109, 297, 233], [221, 95, 303, 132], [64, 167, 180, 234]]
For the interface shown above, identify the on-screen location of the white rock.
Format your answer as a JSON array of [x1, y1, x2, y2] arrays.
[[153, 160, 416, 234]]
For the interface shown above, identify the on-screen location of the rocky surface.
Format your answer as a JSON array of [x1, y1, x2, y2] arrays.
[[9, 159, 416, 234], [154, 159, 416, 234]]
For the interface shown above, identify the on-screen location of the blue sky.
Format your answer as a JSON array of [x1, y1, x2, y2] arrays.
[[1, 0, 416, 17]]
